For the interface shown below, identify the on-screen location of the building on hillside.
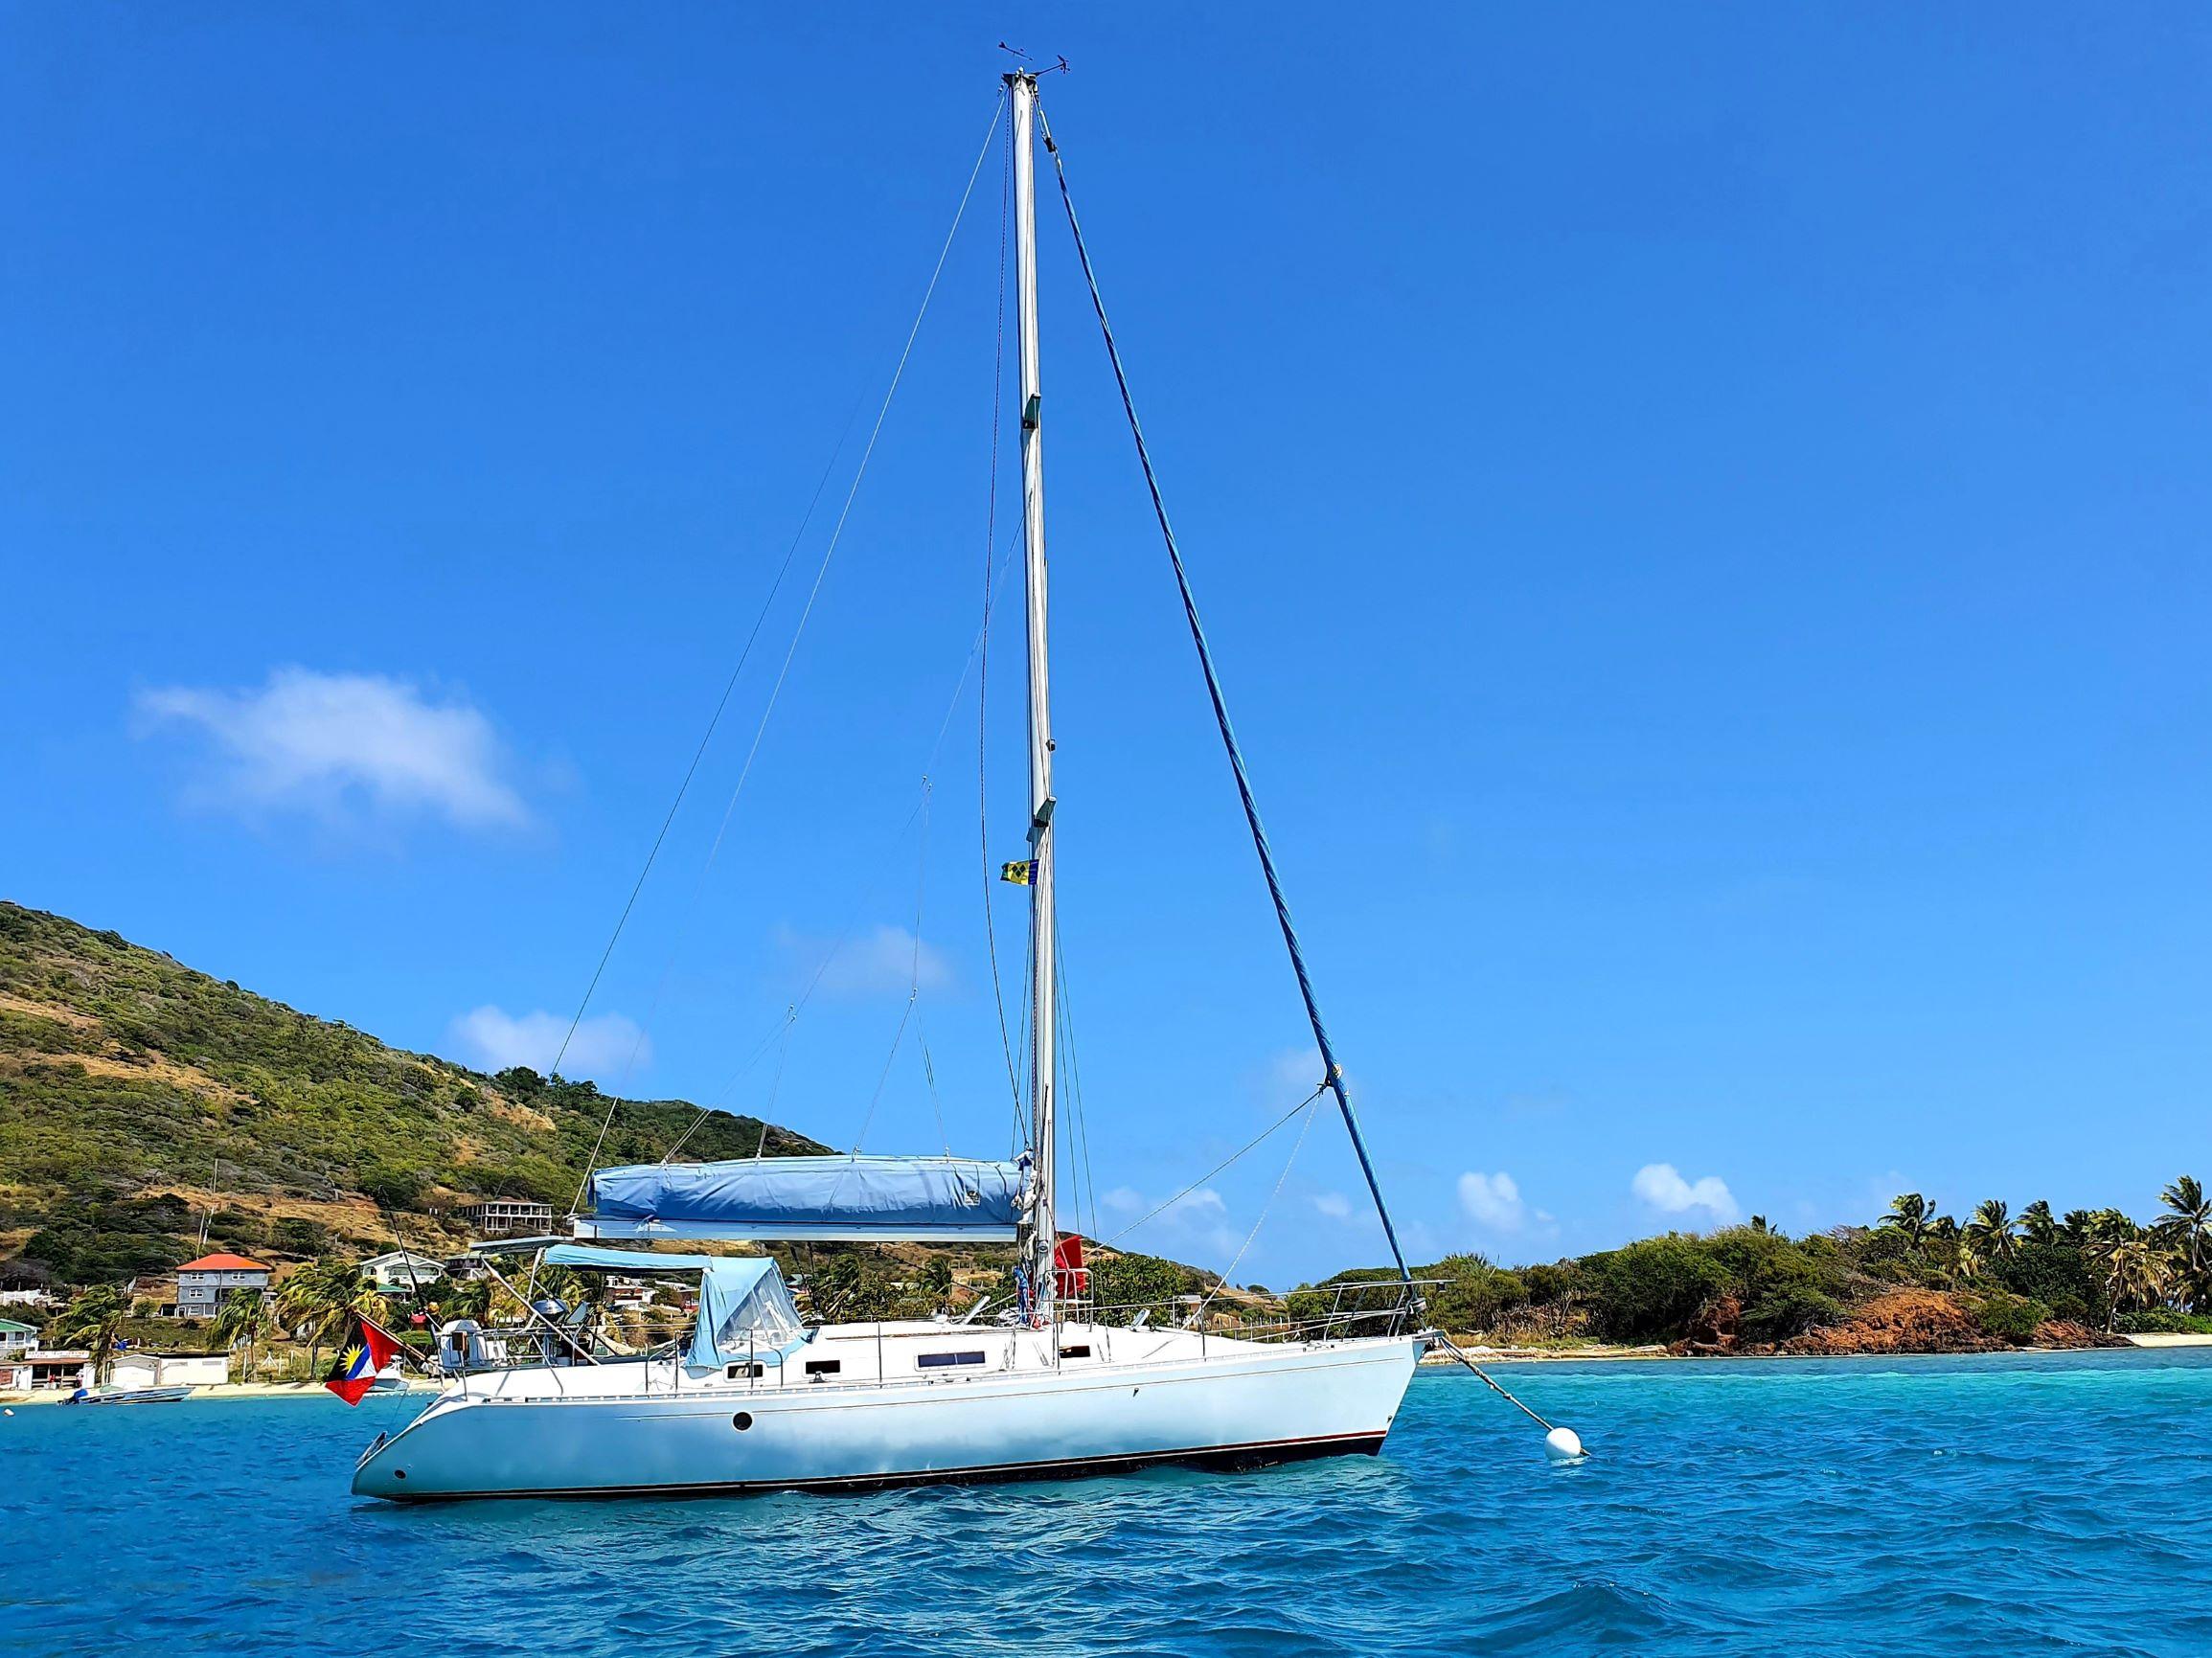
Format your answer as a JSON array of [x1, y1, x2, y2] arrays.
[[458, 1199, 555, 1238], [0, 1319, 36, 1359], [109, 1352, 229, 1390], [359, 1252, 446, 1294], [0, 1288, 57, 1309], [440, 1256, 490, 1282], [173, 1253, 273, 1318]]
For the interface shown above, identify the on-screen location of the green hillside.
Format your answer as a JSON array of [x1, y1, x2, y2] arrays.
[[0, 902, 826, 1288]]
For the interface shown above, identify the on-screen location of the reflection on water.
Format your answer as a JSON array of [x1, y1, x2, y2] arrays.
[[11, 1350, 2212, 1655]]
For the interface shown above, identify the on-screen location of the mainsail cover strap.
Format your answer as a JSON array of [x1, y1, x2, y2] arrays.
[[579, 1154, 1025, 1242]]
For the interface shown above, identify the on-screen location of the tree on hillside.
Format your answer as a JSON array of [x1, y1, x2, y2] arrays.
[[212, 1288, 266, 1381], [50, 1284, 126, 1384], [2020, 1200, 2059, 1247], [1880, 1194, 1933, 1247], [1967, 1200, 2018, 1261]]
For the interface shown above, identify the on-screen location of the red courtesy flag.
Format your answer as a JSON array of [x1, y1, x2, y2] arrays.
[[1053, 1234, 1089, 1300], [323, 1316, 400, 1406]]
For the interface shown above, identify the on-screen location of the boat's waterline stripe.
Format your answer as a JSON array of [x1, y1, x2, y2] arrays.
[[363, 1429, 1389, 1503]]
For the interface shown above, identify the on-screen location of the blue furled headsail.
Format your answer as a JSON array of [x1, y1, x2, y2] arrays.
[[578, 1154, 1027, 1242]]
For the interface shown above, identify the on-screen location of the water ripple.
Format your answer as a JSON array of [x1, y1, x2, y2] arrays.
[[8, 1349, 2210, 1655]]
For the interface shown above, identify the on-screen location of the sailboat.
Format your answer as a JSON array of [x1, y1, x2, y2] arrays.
[[352, 71, 1429, 1504]]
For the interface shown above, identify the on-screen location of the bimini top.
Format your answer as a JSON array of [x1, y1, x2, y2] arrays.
[[540, 1242, 723, 1274], [576, 1154, 1026, 1243], [540, 1243, 803, 1371]]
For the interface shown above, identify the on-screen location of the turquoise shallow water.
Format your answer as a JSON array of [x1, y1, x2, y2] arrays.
[[7, 1349, 2211, 1655]]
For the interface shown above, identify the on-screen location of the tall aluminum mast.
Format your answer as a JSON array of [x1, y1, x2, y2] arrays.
[[1008, 70, 1060, 1321]]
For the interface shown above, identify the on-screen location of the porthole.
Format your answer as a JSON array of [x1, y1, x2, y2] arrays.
[[732, 1411, 754, 1431]]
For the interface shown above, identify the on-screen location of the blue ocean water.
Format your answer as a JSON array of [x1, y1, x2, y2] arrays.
[[8, 1349, 2211, 1656]]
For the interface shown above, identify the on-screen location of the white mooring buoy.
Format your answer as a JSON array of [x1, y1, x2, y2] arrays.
[[1543, 1425, 1585, 1463]]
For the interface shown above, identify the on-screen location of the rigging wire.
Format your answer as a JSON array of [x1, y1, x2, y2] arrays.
[[566, 91, 1008, 1207], [978, 97, 1024, 1118], [1103, 1086, 1324, 1249], [1051, 924, 1103, 1245], [1193, 1091, 1321, 1325], [542, 390, 863, 1092], [658, 1003, 792, 1165], [850, 776, 944, 1155], [650, 526, 1021, 1164], [1034, 94, 1415, 1292]]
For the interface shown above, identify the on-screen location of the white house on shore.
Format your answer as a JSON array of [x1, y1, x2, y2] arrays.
[[0, 1318, 36, 1360]]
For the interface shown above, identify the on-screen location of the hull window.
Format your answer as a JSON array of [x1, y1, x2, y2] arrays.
[[917, 1351, 986, 1370]]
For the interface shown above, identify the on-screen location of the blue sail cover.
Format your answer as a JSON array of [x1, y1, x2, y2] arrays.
[[579, 1154, 1026, 1242]]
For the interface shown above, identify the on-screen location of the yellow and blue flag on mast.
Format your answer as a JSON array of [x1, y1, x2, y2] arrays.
[[1000, 859, 1038, 886]]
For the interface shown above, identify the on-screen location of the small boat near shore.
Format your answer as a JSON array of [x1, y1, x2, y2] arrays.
[[64, 1385, 194, 1405]]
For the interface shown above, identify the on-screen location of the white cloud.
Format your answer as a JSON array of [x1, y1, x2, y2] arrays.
[[1271, 1048, 1328, 1096], [135, 667, 528, 830], [1632, 1162, 1740, 1224], [1311, 1189, 1380, 1231], [780, 924, 953, 998], [447, 1006, 650, 1083], [1458, 1170, 1528, 1233]]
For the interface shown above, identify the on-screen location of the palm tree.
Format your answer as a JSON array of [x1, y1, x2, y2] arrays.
[[274, 1260, 379, 1374], [1881, 1193, 1933, 1247], [2097, 1238, 2170, 1330], [51, 1285, 126, 1385], [2155, 1176, 2211, 1305], [212, 1288, 266, 1382], [1953, 1237, 1983, 1282], [2090, 1208, 2137, 1244], [1967, 1199, 2018, 1261], [2020, 1200, 2059, 1247]]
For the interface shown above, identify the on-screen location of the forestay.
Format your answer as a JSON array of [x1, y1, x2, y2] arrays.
[[577, 1154, 1026, 1242]]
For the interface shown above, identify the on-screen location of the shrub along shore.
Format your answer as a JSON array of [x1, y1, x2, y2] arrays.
[[1299, 1181, 2212, 1357]]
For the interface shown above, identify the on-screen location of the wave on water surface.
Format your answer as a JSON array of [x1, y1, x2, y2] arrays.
[[9, 1349, 2212, 1656]]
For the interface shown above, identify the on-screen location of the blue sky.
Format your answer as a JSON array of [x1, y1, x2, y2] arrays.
[[5, 7, 2208, 1284]]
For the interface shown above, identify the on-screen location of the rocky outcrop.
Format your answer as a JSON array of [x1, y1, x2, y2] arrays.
[[1778, 1289, 2009, 1355], [1670, 1294, 1744, 1355]]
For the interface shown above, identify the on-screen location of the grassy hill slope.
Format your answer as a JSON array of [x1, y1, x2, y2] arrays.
[[0, 902, 826, 1286]]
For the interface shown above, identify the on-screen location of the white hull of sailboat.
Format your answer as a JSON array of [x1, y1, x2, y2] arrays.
[[352, 1331, 1420, 1501]]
